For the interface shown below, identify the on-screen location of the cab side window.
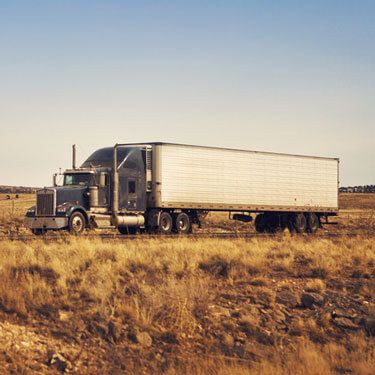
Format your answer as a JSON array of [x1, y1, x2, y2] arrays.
[[128, 180, 136, 195]]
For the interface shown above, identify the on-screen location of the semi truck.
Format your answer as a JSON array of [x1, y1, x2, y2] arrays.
[[25, 143, 339, 235]]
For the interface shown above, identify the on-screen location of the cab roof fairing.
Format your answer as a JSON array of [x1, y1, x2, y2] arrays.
[[80, 147, 142, 169]]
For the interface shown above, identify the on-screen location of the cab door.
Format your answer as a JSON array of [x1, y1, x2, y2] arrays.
[[126, 178, 138, 211], [98, 173, 110, 207]]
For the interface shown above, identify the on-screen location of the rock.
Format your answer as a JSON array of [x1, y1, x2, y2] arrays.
[[301, 293, 324, 308], [333, 317, 359, 330], [276, 290, 300, 307], [47, 352, 70, 373], [136, 331, 152, 347]]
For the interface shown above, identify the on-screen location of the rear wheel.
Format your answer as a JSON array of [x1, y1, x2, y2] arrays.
[[68, 211, 86, 235], [306, 213, 320, 233], [293, 213, 307, 233], [158, 212, 173, 235], [174, 212, 191, 234]]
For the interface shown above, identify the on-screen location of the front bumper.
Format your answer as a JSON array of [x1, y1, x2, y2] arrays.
[[24, 216, 69, 229]]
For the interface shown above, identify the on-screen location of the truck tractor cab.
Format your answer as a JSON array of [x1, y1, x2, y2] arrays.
[[25, 145, 148, 235]]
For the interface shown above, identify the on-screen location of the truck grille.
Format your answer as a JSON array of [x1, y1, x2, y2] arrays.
[[36, 189, 55, 216]]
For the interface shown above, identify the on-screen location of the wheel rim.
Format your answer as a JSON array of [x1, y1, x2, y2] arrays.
[[178, 219, 186, 231], [176, 214, 190, 233], [161, 216, 171, 231], [294, 214, 306, 233], [309, 214, 319, 232], [72, 215, 83, 232]]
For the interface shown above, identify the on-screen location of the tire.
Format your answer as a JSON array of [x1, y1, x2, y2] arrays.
[[293, 213, 307, 233], [118, 226, 138, 235], [32, 228, 45, 236], [255, 214, 266, 233], [306, 213, 320, 233], [264, 214, 280, 233], [68, 211, 86, 235], [158, 211, 173, 235], [174, 212, 191, 234]]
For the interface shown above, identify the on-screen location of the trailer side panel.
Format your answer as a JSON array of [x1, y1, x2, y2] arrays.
[[153, 144, 338, 212]]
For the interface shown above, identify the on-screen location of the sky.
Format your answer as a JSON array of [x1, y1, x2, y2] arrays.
[[0, 0, 374, 187]]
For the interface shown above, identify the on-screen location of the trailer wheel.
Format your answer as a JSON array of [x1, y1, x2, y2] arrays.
[[158, 212, 173, 234], [264, 214, 280, 233], [68, 211, 86, 235], [255, 214, 266, 233], [118, 226, 138, 235], [174, 212, 191, 234], [293, 213, 307, 233], [306, 213, 320, 233]]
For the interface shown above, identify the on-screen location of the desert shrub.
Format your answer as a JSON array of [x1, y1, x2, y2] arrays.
[[305, 279, 326, 293]]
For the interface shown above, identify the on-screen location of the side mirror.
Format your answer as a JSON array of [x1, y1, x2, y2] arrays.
[[99, 172, 106, 188], [52, 173, 57, 187]]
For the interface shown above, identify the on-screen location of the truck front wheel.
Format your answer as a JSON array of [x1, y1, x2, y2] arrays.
[[68, 211, 86, 235]]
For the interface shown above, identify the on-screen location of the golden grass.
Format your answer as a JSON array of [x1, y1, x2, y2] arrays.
[[0, 194, 34, 233], [0, 235, 373, 373], [0, 236, 373, 318]]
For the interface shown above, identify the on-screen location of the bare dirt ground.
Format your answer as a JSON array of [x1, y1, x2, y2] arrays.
[[0, 193, 373, 374]]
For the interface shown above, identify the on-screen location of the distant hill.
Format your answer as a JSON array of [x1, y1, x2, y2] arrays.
[[0, 185, 40, 194], [339, 185, 375, 193], [1, 184, 374, 194]]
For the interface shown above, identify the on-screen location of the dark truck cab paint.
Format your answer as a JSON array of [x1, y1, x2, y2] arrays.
[[25, 145, 147, 234]]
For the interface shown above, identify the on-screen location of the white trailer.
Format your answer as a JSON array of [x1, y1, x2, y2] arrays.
[[150, 143, 339, 214], [136, 142, 338, 234]]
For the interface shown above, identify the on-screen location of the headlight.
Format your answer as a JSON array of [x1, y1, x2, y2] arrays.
[[27, 207, 35, 213], [57, 206, 68, 213]]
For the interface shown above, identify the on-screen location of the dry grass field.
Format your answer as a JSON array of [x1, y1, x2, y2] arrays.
[[0, 193, 373, 374]]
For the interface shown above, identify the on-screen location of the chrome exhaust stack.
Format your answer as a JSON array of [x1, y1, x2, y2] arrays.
[[72, 144, 77, 170], [112, 144, 119, 224]]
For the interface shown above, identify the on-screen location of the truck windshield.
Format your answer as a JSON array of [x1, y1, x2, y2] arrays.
[[64, 173, 94, 186]]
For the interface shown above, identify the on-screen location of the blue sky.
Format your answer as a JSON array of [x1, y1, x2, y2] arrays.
[[0, 1, 374, 186]]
